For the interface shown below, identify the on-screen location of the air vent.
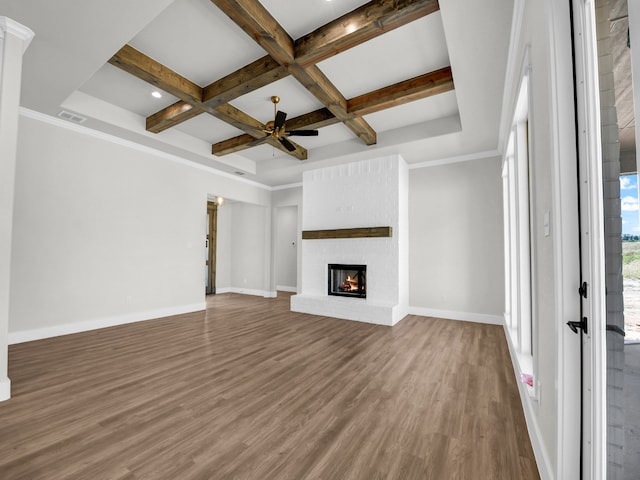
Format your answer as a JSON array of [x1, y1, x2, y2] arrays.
[[57, 111, 86, 123]]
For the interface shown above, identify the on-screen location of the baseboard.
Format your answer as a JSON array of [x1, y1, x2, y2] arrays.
[[504, 323, 553, 480], [0, 377, 10, 402], [276, 285, 297, 293], [8, 302, 206, 344], [407, 306, 503, 325], [215, 287, 277, 298]]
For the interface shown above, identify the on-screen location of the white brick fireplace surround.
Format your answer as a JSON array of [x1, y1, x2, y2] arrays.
[[290, 155, 409, 326]]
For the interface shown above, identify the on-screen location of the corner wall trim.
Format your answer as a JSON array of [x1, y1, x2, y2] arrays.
[[407, 306, 503, 325], [8, 302, 206, 344]]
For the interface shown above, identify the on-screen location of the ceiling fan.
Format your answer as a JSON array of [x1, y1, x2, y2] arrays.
[[262, 96, 318, 152]]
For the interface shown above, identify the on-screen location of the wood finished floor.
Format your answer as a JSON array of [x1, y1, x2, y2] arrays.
[[0, 293, 539, 480]]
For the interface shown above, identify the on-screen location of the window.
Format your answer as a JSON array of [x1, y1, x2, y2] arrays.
[[502, 58, 536, 398]]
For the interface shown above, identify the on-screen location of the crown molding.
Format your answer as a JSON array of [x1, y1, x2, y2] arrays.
[[0, 17, 35, 51]]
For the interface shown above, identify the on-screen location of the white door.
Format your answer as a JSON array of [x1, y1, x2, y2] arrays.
[[572, 0, 608, 478]]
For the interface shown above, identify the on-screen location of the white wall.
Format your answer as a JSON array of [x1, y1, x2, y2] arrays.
[[8, 112, 271, 341], [408, 156, 504, 319], [272, 187, 303, 294], [226, 202, 271, 295], [275, 206, 297, 290]]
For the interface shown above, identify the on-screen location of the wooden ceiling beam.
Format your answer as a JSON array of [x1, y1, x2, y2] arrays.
[[295, 0, 440, 67], [265, 137, 308, 160], [147, 0, 438, 136], [109, 45, 270, 138], [347, 66, 454, 116], [210, 0, 377, 146], [210, 0, 295, 66], [202, 55, 288, 106], [113, 0, 449, 160], [109, 45, 202, 104], [211, 134, 308, 159], [212, 67, 453, 156], [146, 101, 199, 133], [147, 55, 288, 133]]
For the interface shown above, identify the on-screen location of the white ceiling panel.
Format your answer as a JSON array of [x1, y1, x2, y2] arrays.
[[174, 111, 244, 143], [129, 0, 267, 86], [261, 0, 369, 39], [79, 64, 180, 117], [363, 90, 459, 132], [317, 13, 450, 99]]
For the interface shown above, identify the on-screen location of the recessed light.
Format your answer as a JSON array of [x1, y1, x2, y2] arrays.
[[151, 91, 162, 99]]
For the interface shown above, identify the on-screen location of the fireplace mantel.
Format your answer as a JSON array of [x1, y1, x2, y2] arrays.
[[301, 226, 392, 240]]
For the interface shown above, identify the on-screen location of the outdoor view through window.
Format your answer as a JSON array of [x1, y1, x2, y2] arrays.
[[621, 173, 640, 342]]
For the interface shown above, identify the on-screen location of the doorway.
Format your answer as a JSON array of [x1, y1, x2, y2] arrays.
[[206, 201, 218, 295], [573, 0, 640, 477]]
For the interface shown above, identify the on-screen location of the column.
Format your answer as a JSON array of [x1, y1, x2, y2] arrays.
[[631, 0, 640, 170], [0, 17, 34, 402]]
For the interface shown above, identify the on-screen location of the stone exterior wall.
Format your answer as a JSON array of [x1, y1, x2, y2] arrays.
[[596, 0, 626, 477]]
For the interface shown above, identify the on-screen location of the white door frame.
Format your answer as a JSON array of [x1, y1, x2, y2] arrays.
[[571, 0, 608, 478]]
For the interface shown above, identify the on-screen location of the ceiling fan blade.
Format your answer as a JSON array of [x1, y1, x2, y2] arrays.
[[279, 137, 297, 152], [285, 130, 319, 136], [274, 110, 287, 130]]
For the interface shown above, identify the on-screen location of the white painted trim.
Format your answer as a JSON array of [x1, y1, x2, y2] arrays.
[[276, 285, 297, 293], [504, 323, 553, 480], [8, 302, 206, 344], [271, 183, 302, 191], [18, 108, 273, 191], [215, 287, 277, 298], [0, 17, 35, 51], [0, 377, 10, 402], [407, 307, 503, 325], [571, 1, 607, 478], [545, 0, 583, 477], [407, 149, 500, 170], [498, 0, 527, 152]]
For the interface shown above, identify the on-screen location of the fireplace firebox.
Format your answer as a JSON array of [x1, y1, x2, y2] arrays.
[[328, 264, 366, 298]]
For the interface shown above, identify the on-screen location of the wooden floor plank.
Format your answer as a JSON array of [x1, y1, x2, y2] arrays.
[[0, 292, 539, 479]]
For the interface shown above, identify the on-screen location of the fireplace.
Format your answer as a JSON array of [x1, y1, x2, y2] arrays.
[[328, 264, 366, 298]]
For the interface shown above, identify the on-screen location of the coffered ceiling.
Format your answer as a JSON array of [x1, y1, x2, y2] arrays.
[[1, 0, 514, 186]]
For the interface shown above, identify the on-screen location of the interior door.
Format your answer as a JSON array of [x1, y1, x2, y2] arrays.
[[206, 201, 218, 295]]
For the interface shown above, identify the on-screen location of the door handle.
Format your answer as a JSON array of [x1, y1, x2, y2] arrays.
[[567, 317, 588, 334]]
